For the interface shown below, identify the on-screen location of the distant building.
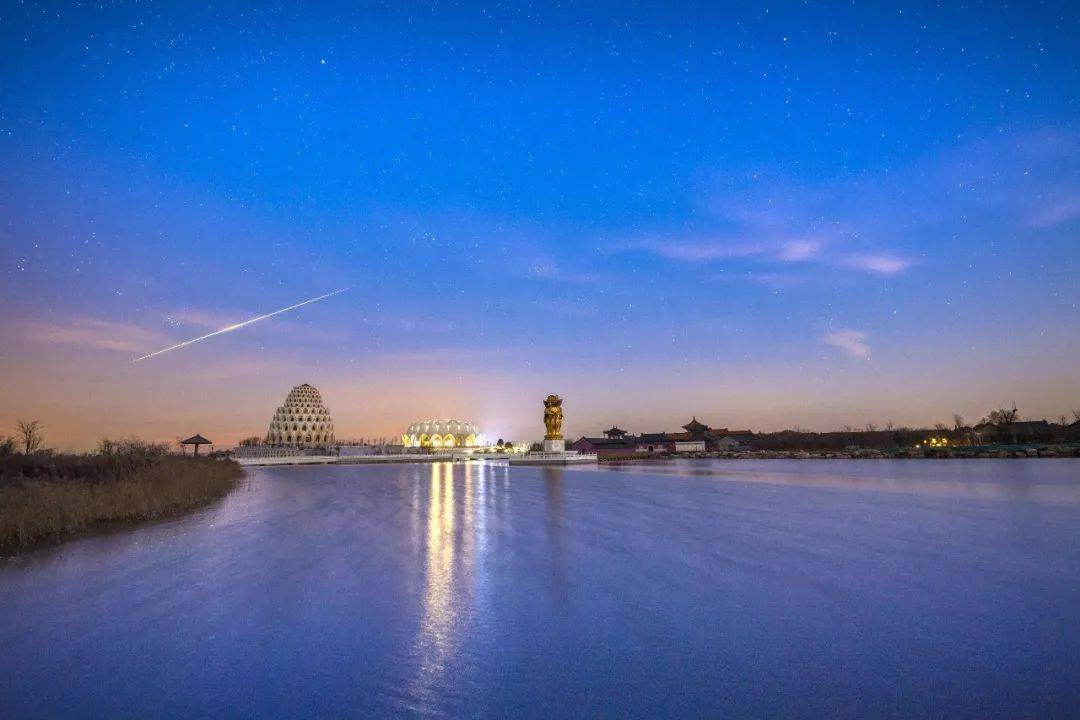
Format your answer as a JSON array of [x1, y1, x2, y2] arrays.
[[402, 419, 484, 448], [713, 435, 751, 450], [1011, 420, 1052, 441], [1064, 421, 1080, 442], [972, 420, 1054, 444], [570, 417, 753, 458], [266, 384, 335, 446]]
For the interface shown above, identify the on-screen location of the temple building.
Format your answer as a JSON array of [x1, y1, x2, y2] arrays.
[[570, 417, 752, 457], [265, 383, 336, 446], [402, 419, 484, 448]]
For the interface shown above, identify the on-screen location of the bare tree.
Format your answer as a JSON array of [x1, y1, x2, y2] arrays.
[[984, 406, 1019, 427], [934, 423, 948, 433], [952, 413, 965, 431], [865, 423, 878, 433], [1072, 409, 1080, 423], [0, 435, 15, 456], [98, 436, 171, 456], [16, 420, 45, 454], [884, 421, 895, 431], [982, 405, 1020, 443]]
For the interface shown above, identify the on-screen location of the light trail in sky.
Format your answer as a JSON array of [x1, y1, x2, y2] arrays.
[[132, 288, 349, 362]]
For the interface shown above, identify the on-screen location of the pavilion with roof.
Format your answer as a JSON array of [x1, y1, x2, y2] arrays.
[[180, 434, 212, 456]]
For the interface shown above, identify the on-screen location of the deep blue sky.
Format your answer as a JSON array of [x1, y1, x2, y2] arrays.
[[2, 1, 1078, 447]]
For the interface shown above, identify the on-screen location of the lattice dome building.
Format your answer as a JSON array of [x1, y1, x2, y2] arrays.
[[266, 384, 335, 446], [403, 419, 484, 448]]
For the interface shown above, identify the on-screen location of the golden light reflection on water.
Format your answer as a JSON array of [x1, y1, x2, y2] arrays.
[[409, 461, 497, 707], [423, 462, 455, 659]]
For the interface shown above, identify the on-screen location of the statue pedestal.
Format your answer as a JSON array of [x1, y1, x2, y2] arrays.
[[508, 395, 596, 465], [543, 438, 565, 453], [509, 437, 596, 466]]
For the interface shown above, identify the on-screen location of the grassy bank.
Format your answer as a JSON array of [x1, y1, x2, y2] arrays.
[[0, 453, 243, 551]]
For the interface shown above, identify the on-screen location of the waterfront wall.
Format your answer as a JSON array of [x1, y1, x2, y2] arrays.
[[599, 444, 1080, 461]]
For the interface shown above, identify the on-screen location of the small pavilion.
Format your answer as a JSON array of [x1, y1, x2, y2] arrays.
[[180, 434, 213, 456]]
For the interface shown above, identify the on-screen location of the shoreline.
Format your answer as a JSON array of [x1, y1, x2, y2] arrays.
[[597, 443, 1080, 462]]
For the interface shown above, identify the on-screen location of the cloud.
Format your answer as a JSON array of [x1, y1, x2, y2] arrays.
[[778, 239, 823, 262], [1028, 196, 1080, 228], [24, 317, 166, 353], [622, 233, 912, 280], [625, 238, 764, 262], [841, 253, 912, 275], [617, 129, 1080, 283], [824, 329, 871, 358]]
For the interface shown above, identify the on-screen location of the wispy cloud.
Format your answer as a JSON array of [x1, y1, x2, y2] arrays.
[[824, 329, 871, 359], [611, 129, 1080, 282], [841, 253, 912, 276], [1028, 196, 1080, 228], [622, 237, 763, 262], [778, 239, 824, 262], [24, 318, 166, 353]]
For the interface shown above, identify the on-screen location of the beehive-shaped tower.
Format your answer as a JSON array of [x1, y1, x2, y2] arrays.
[[266, 384, 335, 446]]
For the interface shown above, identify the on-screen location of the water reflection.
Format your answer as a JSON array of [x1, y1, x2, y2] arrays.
[[3, 461, 1080, 718], [594, 459, 1080, 505], [542, 468, 568, 604]]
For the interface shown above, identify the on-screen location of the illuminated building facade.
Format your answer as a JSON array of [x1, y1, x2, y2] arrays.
[[265, 383, 336, 446], [403, 419, 484, 448]]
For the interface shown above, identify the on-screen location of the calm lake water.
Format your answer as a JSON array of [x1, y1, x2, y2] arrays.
[[2, 459, 1080, 718]]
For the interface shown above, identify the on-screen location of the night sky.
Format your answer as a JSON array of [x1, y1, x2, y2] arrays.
[[2, 1, 1078, 449]]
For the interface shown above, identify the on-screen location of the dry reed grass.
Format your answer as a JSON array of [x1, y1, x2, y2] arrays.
[[0, 454, 243, 550]]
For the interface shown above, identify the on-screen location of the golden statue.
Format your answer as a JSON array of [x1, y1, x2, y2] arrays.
[[543, 394, 564, 440]]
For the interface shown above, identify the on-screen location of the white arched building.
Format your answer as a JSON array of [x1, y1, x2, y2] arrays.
[[266, 384, 335, 446], [403, 419, 484, 449]]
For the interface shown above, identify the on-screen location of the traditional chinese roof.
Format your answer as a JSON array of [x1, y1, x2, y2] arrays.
[[682, 417, 709, 432], [573, 436, 635, 448], [604, 426, 628, 437], [180, 434, 212, 445], [1010, 420, 1050, 430]]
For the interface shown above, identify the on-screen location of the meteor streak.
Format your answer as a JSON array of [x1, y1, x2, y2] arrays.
[[133, 288, 348, 362]]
